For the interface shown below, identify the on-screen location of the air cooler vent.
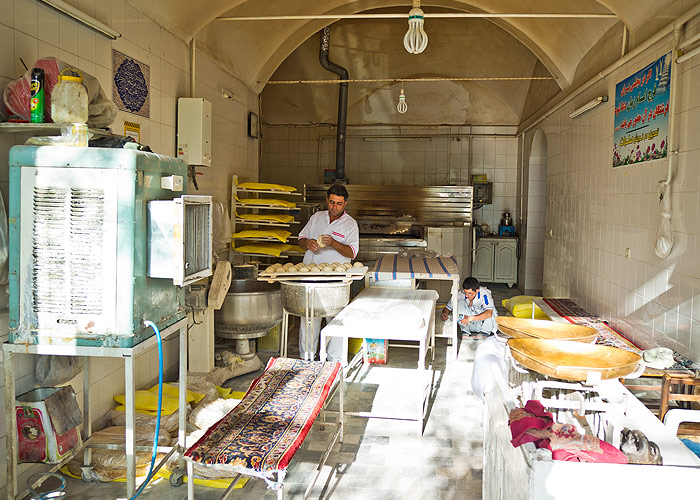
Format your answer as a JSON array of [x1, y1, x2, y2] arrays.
[[32, 187, 105, 320], [185, 202, 210, 275]]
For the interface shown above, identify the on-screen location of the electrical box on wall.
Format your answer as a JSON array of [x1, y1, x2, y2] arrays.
[[177, 98, 212, 167]]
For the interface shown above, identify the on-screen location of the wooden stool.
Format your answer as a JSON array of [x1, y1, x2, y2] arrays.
[[659, 373, 700, 438]]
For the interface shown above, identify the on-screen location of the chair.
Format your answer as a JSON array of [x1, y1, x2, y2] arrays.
[[659, 373, 700, 437]]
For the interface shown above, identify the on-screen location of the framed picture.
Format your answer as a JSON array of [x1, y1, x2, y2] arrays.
[[248, 112, 259, 138]]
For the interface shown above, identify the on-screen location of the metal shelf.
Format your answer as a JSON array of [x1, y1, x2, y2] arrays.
[[0, 122, 114, 137], [232, 250, 303, 259], [234, 218, 299, 227], [236, 204, 297, 211], [231, 236, 297, 243], [236, 188, 302, 196]]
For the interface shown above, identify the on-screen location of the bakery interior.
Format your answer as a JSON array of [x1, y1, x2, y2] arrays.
[[1, 0, 700, 499]]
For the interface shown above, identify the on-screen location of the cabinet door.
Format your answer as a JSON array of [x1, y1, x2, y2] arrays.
[[494, 240, 517, 286], [474, 240, 495, 282]]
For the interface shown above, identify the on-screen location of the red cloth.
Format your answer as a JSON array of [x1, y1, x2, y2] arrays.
[[509, 400, 628, 464], [508, 400, 554, 448]]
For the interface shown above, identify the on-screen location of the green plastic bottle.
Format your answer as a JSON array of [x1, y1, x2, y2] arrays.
[[30, 68, 45, 123]]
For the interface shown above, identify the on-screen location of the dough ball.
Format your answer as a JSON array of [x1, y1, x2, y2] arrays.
[[317, 234, 330, 247], [310, 266, 321, 273], [283, 263, 295, 270], [288, 265, 299, 272], [343, 263, 353, 270], [298, 266, 310, 273], [330, 262, 340, 268], [353, 261, 364, 268], [264, 265, 276, 273], [322, 266, 334, 273]]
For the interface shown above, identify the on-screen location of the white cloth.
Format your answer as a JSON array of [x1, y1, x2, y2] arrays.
[[471, 335, 509, 400], [298, 210, 359, 265], [299, 317, 343, 362], [445, 286, 498, 334]]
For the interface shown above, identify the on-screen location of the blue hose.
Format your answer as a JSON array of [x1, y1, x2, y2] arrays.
[[129, 320, 163, 500]]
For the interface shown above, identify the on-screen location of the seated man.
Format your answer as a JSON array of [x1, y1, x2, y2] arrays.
[[441, 277, 498, 338]]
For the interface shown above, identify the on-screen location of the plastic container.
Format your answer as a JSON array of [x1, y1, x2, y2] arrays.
[[51, 70, 88, 124], [30, 68, 45, 123]]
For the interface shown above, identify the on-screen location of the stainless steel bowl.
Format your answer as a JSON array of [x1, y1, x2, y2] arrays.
[[214, 280, 282, 339], [280, 280, 350, 317]]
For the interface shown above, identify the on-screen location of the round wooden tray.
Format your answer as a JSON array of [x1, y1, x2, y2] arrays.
[[497, 317, 597, 343], [507, 338, 641, 381]]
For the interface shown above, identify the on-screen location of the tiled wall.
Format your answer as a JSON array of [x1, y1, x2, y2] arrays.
[[0, 0, 258, 486], [519, 130, 547, 293], [542, 14, 700, 361], [260, 124, 520, 234]]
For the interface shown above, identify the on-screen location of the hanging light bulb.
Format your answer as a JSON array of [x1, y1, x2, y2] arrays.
[[403, 0, 428, 54], [397, 86, 408, 114]]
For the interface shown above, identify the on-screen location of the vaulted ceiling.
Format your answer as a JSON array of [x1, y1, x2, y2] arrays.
[[131, 0, 691, 125]]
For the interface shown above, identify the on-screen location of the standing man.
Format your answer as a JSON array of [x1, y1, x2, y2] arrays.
[[297, 184, 359, 361], [441, 276, 498, 339]]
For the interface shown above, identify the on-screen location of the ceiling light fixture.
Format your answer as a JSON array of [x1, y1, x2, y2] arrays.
[[36, 0, 121, 39], [403, 0, 428, 54], [397, 86, 408, 114], [568, 96, 608, 119]]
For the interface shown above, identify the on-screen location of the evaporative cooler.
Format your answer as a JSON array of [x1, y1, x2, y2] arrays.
[[8, 146, 212, 347]]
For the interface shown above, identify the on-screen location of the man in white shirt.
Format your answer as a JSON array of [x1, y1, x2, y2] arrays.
[[441, 276, 498, 338], [297, 184, 359, 361]]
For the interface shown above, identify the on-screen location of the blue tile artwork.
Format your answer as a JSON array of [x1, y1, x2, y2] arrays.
[[112, 49, 150, 118]]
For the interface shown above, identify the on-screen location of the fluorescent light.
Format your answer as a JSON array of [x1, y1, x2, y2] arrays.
[[37, 0, 121, 39], [568, 96, 608, 119]]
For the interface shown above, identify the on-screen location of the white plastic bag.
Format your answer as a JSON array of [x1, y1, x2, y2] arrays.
[[212, 203, 232, 256], [0, 191, 8, 286]]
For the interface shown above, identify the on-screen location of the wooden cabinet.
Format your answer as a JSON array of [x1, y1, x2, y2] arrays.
[[473, 237, 517, 287], [474, 239, 495, 282]]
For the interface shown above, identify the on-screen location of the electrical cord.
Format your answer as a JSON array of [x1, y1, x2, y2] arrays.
[[129, 320, 163, 500]]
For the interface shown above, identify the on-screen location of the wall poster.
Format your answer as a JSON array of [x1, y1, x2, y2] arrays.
[[613, 52, 671, 167]]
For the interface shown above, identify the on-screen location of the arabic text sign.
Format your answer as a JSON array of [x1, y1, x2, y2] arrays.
[[613, 52, 671, 167]]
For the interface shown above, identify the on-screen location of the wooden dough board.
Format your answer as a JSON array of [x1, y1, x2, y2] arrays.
[[258, 266, 368, 282]]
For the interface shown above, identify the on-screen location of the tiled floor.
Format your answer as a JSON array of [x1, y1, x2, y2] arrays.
[[37, 284, 520, 500]]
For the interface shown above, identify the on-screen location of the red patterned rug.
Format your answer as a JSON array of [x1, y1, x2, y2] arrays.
[[185, 358, 340, 482], [542, 298, 642, 354]]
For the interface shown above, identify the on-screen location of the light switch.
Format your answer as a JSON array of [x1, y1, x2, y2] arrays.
[[161, 175, 184, 191]]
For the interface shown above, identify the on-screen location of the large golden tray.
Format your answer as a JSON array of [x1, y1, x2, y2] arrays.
[[507, 338, 641, 381], [497, 317, 597, 343]]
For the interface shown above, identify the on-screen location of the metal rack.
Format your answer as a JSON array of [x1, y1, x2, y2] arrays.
[[230, 176, 304, 261], [3, 318, 189, 500]]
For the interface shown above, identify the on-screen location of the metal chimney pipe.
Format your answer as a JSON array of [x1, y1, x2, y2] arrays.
[[319, 26, 348, 182]]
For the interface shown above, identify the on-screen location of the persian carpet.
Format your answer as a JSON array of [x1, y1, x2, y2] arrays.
[[185, 358, 340, 482]]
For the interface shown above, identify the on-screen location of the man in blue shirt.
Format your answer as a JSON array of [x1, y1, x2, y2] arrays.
[[441, 277, 498, 338]]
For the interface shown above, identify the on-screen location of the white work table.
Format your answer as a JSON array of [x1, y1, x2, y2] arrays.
[[368, 255, 461, 359], [320, 286, 438, 435]]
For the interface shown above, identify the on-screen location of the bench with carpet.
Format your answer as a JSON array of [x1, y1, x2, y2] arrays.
[[183, 358, 343, 500]]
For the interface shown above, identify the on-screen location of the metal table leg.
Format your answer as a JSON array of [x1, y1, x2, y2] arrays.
[[417, 339, 426, 436], [5, 350, 17, 500], [450, 284, 459, 359], [281, 310, 289, 358], [124, 353, 136, 497], [179, 322, 188, 470], [82, 356, 92, 470]]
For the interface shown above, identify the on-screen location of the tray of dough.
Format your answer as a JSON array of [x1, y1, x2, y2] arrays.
[[259, 261, 368, 282]]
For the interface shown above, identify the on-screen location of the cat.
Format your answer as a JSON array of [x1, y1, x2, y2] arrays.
[[620, 427, 663, 465]]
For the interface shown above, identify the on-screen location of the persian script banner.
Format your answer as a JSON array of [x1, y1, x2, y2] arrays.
[[613, 52, 671, 167], [112, 50, 150, 118]]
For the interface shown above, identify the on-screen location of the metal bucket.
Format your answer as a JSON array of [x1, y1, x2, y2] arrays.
[[214, 280, 282, 339], [280, 280, 350, 318]]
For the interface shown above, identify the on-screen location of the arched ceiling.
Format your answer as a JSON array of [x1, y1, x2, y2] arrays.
[[130, 0, 690, 125]]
